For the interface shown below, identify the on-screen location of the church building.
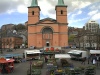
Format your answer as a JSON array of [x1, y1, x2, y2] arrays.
[[28, 0, 68, 48]]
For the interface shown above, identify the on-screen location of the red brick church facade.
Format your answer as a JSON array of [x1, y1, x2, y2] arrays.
[[28, 0, 68, 48]]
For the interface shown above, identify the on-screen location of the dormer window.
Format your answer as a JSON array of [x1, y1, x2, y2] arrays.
[[61, 10, 63, 14], [32, 11, 34, 15]]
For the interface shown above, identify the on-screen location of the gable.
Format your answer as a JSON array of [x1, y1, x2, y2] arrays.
[[40, 20, 55, 23], [38, 18, 57, 24]]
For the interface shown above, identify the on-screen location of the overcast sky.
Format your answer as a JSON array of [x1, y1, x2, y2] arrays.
[[0, 0, 100, 28]]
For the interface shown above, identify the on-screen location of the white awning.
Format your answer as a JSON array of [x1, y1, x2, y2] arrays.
[[90, 50, 100, 54], [55, 54, 71, 58], [25, 50, 41, 54], [67, 50, 84, 55]]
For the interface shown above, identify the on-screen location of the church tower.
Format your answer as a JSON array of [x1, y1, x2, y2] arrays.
[[28, 0, 40, 24], [55, 0, 68, 47], [55, 0, 68, 23], [28, 0, 41, 47]]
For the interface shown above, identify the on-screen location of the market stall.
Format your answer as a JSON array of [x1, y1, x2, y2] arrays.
[[46, 58, 58, 75], [55, 54, 72, 68], [54, 68, 65, 75], [24, 49, 42, 60], [42, 47, 61, 55], [27, 57, 44, 75], [67, 50, 87, 60], [0, 58, 15, 74], [90, 50, 100, 55], [47, 59, 57, 70], [32, 60, 44, 69], [55, 54, 71, 59], [4, 54, 23, 63]]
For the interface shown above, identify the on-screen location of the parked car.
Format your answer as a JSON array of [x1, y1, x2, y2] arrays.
[[29, 46, 34, 49], [66, 46, 70, 49], [71, 46, 76, 49], [40, 48, 44, 52], [67, 50, 87, 60]]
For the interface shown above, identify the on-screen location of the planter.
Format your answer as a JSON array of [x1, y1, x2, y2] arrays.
[[31, 69, 41, 75], [60, 59, 71, 67], [32, 60, 43, 69], [54, 68, 65, 75]]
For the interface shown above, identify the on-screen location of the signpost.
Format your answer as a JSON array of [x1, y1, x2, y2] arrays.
[[30, 61, 32, 75]]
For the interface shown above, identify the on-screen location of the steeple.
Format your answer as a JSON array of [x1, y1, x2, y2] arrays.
[[31, 0, 38, 6], [57, 0, 65, 6], [28, 0, 40, 24], [55, 0, 68, 23]]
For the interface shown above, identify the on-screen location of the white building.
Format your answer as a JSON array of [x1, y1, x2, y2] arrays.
[[82, 20, 100, 49], [84, 20, 99, 33]]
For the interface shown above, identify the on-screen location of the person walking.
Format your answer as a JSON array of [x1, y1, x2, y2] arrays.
[[2, 64, 7, 74], [87, 55, 91, 64], [98, 55, 100, 66], [92, 59, 96, 65], [81, 57, 86, 65], [96, 55, 99, 66], [45, 56, 48, 63]]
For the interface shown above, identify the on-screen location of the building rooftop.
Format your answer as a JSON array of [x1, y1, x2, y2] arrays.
[[87, 20, 98, 23]]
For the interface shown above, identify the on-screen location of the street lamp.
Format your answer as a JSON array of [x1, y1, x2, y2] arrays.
[[30, 60, 32, 75]]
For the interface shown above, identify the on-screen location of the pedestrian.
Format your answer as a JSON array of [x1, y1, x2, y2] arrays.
[[8, 63, 13, 72], [87, 55, 91, 64], [70, 63, 74, 68], [81, 57, 86, 65], [14, 46, 16, 50], [45, 56, 48, 63], [98, 55, 100, 66], [96, 55, 99, 66], [2, 64, 7, 74], [22, 58, 26, 62], [49, 55, 51, 59], [23, 53, 25, 58], [92, 59, 96, 65]]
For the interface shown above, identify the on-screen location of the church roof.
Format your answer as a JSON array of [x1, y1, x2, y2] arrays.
[[28, 0, 40, 10], [57, 0, 67, 6], [31, 0, 38, 7], [40, 17, 56, 22], [37, 17, 57, 24], [6, 30, 22, 38]]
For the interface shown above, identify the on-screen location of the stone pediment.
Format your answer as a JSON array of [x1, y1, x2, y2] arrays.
[[38, 17, 57, 24]]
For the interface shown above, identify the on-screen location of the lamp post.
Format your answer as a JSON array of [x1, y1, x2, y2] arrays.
[[30, 60, 32, 75]]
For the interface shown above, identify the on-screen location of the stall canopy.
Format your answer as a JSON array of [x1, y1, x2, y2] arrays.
[[55, 54, 71, 58], [6, 59, 15, 62], [4, 54, 23, 58], [0, 58, 8, 63], [25, 50, 42, 54], [0, 58, 14, 64], [67, 50, 84, 55], [90, 50, 100, 54]]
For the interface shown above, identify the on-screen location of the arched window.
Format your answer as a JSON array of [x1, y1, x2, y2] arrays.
[[32, 11, 34, 15], [42, 27, 53, 40], [42, 28, 53, 34], [61, 10, 63, 14]]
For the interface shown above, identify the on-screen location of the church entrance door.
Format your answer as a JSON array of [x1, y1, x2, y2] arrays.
[[46, 41, 49, 47]]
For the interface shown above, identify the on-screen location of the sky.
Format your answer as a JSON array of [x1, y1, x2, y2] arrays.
[[0, 0, 100, 28]]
